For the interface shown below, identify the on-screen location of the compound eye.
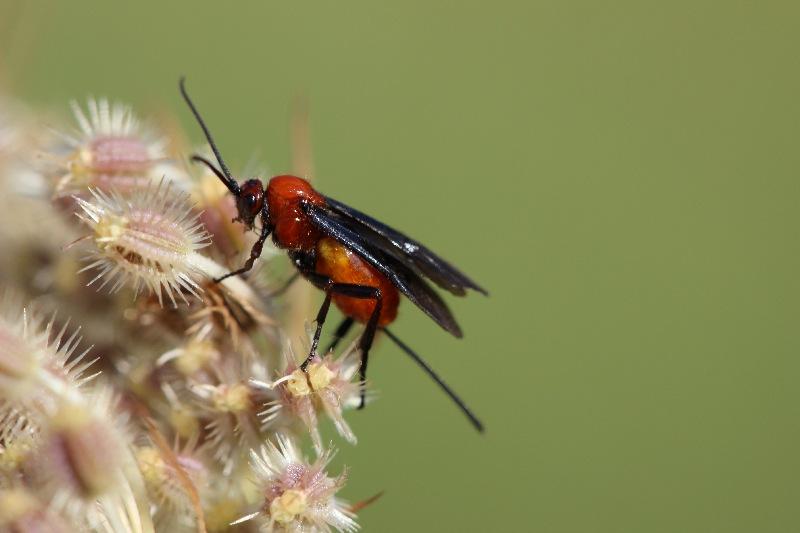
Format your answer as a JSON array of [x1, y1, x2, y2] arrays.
[[245, 193, 257, 209]]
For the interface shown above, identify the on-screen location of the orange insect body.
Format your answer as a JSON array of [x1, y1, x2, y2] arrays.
[[267, 175, 400, 326], [266, 175, 325, 249], [315, 237, 400, 325]]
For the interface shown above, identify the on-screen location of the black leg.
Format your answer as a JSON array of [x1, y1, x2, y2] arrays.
[[297, 273, 382, 408], [304, 288, 334, 367], [326, 316, 355, 353], [266, 271, 300, 298], [382, 327, 484, 433], [356, 297, 382, 408], [215, 209, 271, 283], [299, 276, 381, 368]]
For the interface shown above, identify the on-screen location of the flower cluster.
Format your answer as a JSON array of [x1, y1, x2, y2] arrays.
[[0, 94, 374, 532]]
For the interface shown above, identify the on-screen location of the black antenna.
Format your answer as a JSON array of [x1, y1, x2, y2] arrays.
[[190, 155, 233, 190], [383, 327, 484, 433], [179, 77, 239, 194]]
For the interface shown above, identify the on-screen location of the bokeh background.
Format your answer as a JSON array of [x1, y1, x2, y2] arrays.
[[2, 1, 799, 531]]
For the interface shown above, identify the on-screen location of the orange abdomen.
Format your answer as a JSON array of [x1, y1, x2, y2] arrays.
[[315, 237, 399, 325]]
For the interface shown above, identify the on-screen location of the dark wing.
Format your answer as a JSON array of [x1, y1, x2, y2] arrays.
[[324, 196, 487, 296], [301, 201, 465, 337]]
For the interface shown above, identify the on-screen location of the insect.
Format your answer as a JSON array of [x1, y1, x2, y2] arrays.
[[179, 78, 486, 432]]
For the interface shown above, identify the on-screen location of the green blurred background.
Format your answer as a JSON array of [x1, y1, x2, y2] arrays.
[[3, 1, 799, 531]]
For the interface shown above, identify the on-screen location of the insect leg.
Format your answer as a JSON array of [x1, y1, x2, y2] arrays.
[[299, 274, 380, 365], [298, 273, 382, 407], [214, 209, 271, 283], [305, 281, 334, 367], [266, 271, 300, 298], [382, 327, 484, 433], [357, 295, 383, 408], [325, 316, 355, 353]]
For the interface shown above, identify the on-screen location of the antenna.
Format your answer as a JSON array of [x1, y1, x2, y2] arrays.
[[179, 77, 239, 194]]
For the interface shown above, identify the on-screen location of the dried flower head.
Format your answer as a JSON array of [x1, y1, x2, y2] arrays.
[[136, 440, 207, 529], [31, 392, 127, 505], [0, 92, 376, 533], [75, 179, 211, 306], [234, 434, 357, 533], [191, 372, 272, 475], [53, 99, 179, 196], [0, 299, 94, 405], [158, 325, 221, 377], [260, 344, 364, 454]]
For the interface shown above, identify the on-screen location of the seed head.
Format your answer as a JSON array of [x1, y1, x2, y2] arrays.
[[158, 334, 220, 376], [75, 179, 211, 306], [233, 434, 357, 532], [27, 390, 129, 514], [53, 99, 181, 196], [191, 375, 272, 475], [136, 443, 206, 528], [0, 299, 94, 404], [261, 345, 364, 454]]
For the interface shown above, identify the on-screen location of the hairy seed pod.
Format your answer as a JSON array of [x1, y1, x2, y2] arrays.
[[75, 179, 211, 306]]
